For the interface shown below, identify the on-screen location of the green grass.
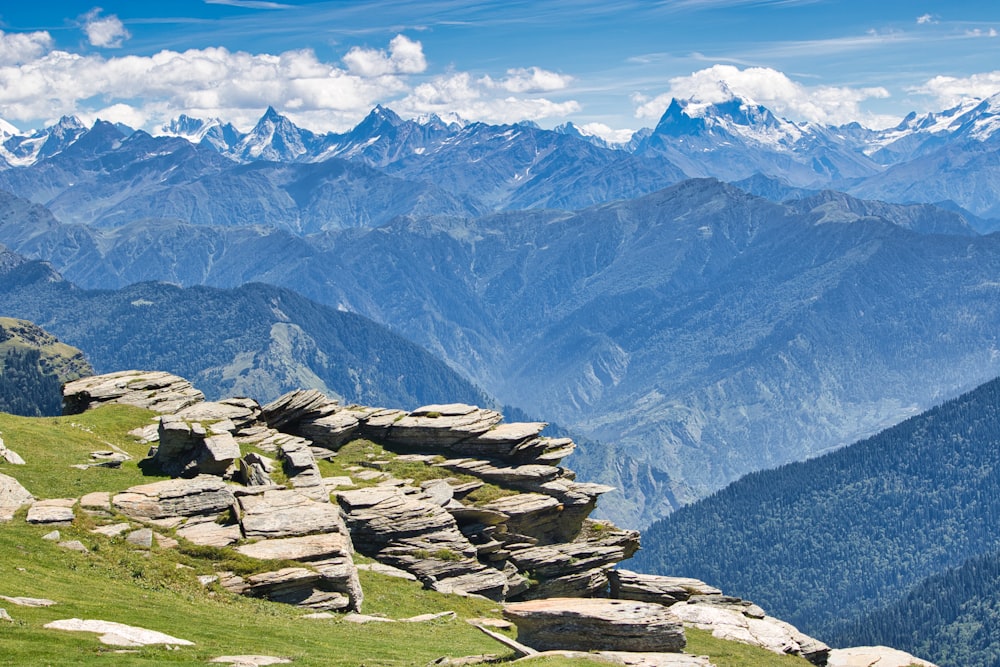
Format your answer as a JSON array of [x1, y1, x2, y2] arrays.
[[0, 405, 166, 498], [0, 405, 817, 666]]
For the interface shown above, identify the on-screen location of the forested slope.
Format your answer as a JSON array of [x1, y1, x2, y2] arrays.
[[631, 375, 1000, 656]]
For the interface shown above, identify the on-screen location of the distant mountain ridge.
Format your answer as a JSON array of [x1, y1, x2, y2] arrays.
[[5, 92, 1000, 218], [0, 245, 491, 410], [3, 181, 1000, 530]]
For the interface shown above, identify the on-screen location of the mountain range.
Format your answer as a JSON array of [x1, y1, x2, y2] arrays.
[[2, 174, 1000, 529]]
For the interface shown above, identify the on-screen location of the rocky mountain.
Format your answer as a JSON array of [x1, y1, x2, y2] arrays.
[[3, 181, 1000, 530], [0, 248, 490, 410], [630, 374, 1000, 667]]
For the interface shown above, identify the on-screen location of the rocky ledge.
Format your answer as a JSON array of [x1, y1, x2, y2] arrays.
[[33, 370, 937, 666]]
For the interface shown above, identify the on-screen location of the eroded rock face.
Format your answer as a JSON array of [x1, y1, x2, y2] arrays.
[[670, 601, 829, 666], [609, 570, 723, 605], [63, 371, 204, 415], [112, 477, 236, 520], [827, 646, 937, 667], [0, 472, 33, 521], [238, 489, 344, 539], [154, 414, 241, 477], [503, 597, 686, 653]]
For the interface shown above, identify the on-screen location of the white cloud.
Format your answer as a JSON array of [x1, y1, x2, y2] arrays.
[[395, 71, 580, 125], [634, 64, 893, 128], [0, 30, 53, 66], [342, 34, 426, 77], [81, 102, 147, 129], [916, 14, 935, 25], [965, 28, 998, 38], [576, 122, 635, 144], [82, 9, 131, 48], [493, 67, 572, 93], [912, 72, 1000, 108]]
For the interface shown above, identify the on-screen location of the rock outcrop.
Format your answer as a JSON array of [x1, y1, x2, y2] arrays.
[[0, 472, 33, 521], [503, 597, 686, 653], [63, 370, 204, 415]]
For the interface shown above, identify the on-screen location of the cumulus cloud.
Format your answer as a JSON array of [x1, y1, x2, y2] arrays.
[[634, 64, 893, 127], [912, 71, 1000, 108], [492, 67, 572, 93], [82, 9, 131, 48], [916, 14, 935, 25], [576, 122, 636, 144], [0, 32, 579, 133], [395, 71, 580, 125], [0, 30, 53, 66], [965, 28, 998, 38], [342, 34, 426, 77]]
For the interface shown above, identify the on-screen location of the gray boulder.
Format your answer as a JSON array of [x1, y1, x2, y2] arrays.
[[63, 370, 204, 414], [503, 597, 686, 653], [0, 472, 33, 521], [112, 477, 236, 520]]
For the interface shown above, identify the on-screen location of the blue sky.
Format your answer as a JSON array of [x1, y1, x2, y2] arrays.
[[1, 1, 999, 139]]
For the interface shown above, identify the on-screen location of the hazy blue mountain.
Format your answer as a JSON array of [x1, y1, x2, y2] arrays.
[[630, 375, 1000, 667], [0, 247, 491, 409], [4, 181, 999, 530]]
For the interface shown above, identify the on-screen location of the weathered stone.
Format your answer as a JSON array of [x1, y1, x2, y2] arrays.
[[516, 651, 713, 666], [126, 528, 154, 549], [154, 415, 240, 477], [0, 595, 57, 607], [91, 522, 132, 537], [610, 570, 722, 606], [176, 518, 242, 547], [0, 608, 10, 622], [503, 598, 686, 653], [508, 541, 628, 599], [827, 646, 937, 667], [210, 656, 291, 666], [480, 493, 570, 544], [404, 611, 457, 623], [354, 562, 418, 581], [44, 618, 194, 646], [0, 473, 34, 521], [277, 437, 328, 501], [236, 533, 353, 562], [155, 532, 179, 549], [58, 540, 88, 552], [0, 437, 25, 465], [261, 389, 339, 430], [239, 489, 345, 539], [63, 370, 204, 415], [79, 492, 112, 514], [113, 477, 236, 520], [421, 479, 455, 506], [343, 613, 395, 624], [176, 400, 259, 431], [26, 498, 76, 525], [42, 530, 60, 541], [671, 602, 829, 665], [237, 567, 357, 612], [383, 404, 503, 450]]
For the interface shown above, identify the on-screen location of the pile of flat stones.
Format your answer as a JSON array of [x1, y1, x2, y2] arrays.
[[52, 372, 639, 613]]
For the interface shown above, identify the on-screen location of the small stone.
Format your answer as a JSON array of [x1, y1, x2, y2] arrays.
[[0, 608, 10, 621], [155, 533, 179, 549], [0, 595, 57, 607], [0, 472, 34, 521], [57, 540, 88, 553], [404, 611, 456, 623], [209, 656, 292, 666], [44, 618, 194, 646], [126, 528, 154, 549], [343, 613, 395, 624], [198, 575, 219, 586], [301, 612, 336, 619], [25, 498, 76, 525], [42, 530, 61, 541], [91, 522, 132, 538]]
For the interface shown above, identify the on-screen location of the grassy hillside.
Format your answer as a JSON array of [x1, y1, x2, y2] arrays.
[[0, 404, 813, 666]]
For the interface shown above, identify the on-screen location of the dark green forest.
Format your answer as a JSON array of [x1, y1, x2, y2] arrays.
[[630, 375, 1000, 666], [0, 346, 63, 416], [828, 549, 1000, 667]]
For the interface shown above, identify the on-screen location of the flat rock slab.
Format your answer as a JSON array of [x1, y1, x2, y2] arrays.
[[239, 489, 346, 539], [26, 498, 76, 525], [210, 656, 292, 666], [113, 476, 235, 520], [513, 652, 714, 666], [828, 646, 937, 667], [503, 597, 686, 653], [44, 618, 194, 647], [236, 533, 352, 562], [63, 370, 204, 414], [176, 519, 242, 547], [79, 491, 112, 513], [610, 570, 722, 605], [671, 603, 828, 665], [0, 473, 37, 518], [0, 595, 57, 607]]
